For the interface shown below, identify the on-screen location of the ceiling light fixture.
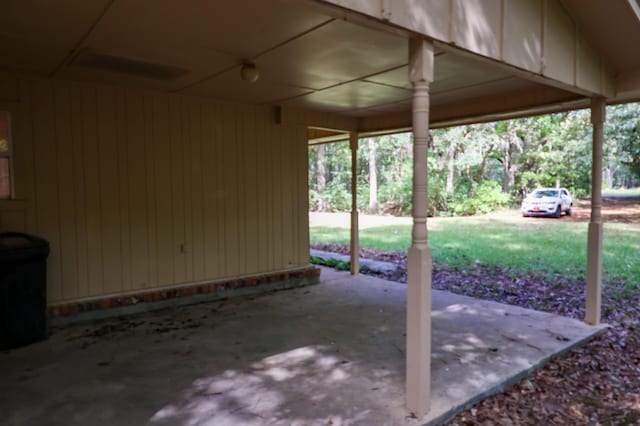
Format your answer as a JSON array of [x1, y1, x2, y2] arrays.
[[240, 62, 259, 83]]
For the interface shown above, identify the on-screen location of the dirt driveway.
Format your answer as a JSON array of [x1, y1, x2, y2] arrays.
[[483, 195, 640, 225]]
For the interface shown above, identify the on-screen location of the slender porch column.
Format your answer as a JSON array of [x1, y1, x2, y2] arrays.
[[586, 98, 606, 325], [350, 132, 360, 275], [406, 38, 434, 417]]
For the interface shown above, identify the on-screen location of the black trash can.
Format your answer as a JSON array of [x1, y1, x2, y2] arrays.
[[0, 232, 50, 350]]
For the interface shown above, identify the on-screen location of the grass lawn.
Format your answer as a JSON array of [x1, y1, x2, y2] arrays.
[[309, 212, 640, 287], [602, 187, 640, 197]]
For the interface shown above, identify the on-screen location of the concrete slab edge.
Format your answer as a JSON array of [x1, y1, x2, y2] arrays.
[[423, 323, 610, 426], [310, 249, 398, 272], [48, 274, 320, 328]]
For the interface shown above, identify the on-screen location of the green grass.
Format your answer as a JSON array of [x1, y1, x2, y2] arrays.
[[602, 187, 640, 197], [310, 216, 640, 287]]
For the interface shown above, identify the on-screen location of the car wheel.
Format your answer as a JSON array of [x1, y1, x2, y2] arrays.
[[566, 205, 572, 216], [554, 205, 561, 218]]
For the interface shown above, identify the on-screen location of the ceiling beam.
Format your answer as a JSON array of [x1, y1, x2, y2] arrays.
[[358, 84, 585, 132]]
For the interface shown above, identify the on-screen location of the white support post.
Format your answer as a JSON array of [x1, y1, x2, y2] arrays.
[[406, 38, 434, 418], [586, 98, 606, 325], [350, 132, 360, 275]]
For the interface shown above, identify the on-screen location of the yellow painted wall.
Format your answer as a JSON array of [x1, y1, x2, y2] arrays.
[[0, 75, 311, 304]]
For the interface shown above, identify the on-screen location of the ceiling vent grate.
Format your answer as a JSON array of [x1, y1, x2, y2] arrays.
[[72, 51, 188, 81]]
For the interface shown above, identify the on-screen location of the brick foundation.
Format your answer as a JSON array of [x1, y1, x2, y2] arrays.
[[47, 266, 321, 324]]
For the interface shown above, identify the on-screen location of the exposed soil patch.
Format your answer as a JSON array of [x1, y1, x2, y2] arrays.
[[564, 196, 640, 223], [480, 195, 640, 225]]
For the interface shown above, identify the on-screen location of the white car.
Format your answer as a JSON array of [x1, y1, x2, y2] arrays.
[[521, 188, 573, 218]]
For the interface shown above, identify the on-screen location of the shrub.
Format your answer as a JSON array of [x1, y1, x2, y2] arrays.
[[452, 180, 511, 216]]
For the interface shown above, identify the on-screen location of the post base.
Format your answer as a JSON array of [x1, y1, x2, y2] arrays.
[[406, 245, 432, 417]]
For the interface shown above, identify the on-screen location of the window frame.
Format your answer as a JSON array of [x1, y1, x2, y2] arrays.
[[0, 108, 14, 201]]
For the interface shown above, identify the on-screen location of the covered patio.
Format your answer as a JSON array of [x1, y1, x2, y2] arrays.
[[1, 0, 640, 422], [0, 268, 604, 425]]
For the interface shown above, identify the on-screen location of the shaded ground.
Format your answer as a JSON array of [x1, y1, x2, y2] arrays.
[[311, 195, 640, 425], [1, 269, 601, 426]]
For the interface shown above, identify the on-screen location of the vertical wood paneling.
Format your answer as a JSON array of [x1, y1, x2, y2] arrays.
[[80, 85, 104, 296], [212, 103, 224, 276], [14, 77, 310, 304], [181, 97, 194, 281], [263, 108, 274, 271], [189, 100, 205, 281], [503, 0, 543, 73], [143, 94, 158, 289], [53, 81, 79, 300], [0, 209, 25, 231], [257, 108, 269, 272], [235, 108, 247, 274], [152, 94, 174, 286], [96, 86, 122, 295], [244, 108, 258, 273], [125, 91, 149, 289], [70, 83, 89, 297], [280, 122, 294, 267], [222, 105, 239, 277], [31, 80, 63, 301], [169, 96, 186, 283], [271, 119, 284, 270], [202, 103, 219, 279], [115, 87, 132, 290], [297, 126, 310, 266]]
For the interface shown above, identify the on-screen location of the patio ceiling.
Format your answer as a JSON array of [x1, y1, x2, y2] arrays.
[[0, 0, 580, 122]]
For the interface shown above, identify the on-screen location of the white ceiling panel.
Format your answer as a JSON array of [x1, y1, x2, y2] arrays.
[[431, 77, 536, 105], [0, 0, 547, 120], [58, 45, 238, 92], [364, 53, 511, 93], [86, 0, 332, 61], [183, 66, 312, 105], [363, 66, 411, 89], [255, 20, 407, 90], [283, 81, 411, 112], [348, 99, 413, 117], [431, 54, 511, 94]]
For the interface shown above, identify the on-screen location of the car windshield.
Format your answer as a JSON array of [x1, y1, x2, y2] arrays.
[[532, 190, 558, 198]]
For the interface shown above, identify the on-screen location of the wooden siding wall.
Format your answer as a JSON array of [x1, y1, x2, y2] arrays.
[[321, 0, 614, 97], [0, 75, 310, 304]]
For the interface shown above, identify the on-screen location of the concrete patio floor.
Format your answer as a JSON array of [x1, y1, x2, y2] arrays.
[[0, 267, 605, 426]]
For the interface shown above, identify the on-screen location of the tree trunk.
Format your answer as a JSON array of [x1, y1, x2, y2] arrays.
[[604, 168, 613, 189], [474, 144, 494, 183], [368, 138, 378, 214], [446, 141, 456, 193], [316, 144, 326, 211], [502, 144, 511, 192]]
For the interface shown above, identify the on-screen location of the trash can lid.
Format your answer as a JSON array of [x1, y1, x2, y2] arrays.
[[0, 232, 50, 261], [0, 234, 34, 249]]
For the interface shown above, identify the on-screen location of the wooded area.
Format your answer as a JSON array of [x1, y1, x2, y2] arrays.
[[309, 103, 640, 216]]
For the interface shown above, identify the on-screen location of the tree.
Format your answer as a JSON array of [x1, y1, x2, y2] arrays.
[[606, 103, 640, 183], [367, 138, 378, 214], [308, 102, 640, 217], [316, 144, 326, 211]]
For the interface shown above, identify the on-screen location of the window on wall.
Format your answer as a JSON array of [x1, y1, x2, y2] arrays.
[[0, 111, 11, 199]]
